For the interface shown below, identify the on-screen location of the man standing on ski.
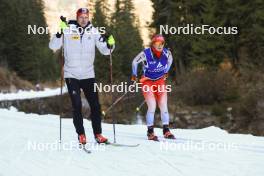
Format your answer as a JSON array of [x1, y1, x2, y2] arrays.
[[131, 34, 175, 141], [49, 8, 115, 144]]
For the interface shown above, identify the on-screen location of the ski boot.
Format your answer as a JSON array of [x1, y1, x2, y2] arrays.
[[147, 126, 159, 141], [95, 134, 108, 144], [78, 134, 87, 145], [163, 125, 176, 139]]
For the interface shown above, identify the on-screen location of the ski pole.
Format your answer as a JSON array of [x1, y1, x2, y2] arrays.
[[102, 81, 136, 116], [109, 48, 117, 143], [59, 16, 67, 143], [59, 34, 64, 143], [136, 100, 145, 112]]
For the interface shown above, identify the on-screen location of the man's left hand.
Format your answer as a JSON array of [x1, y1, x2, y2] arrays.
[[107, 35, 115, 49]]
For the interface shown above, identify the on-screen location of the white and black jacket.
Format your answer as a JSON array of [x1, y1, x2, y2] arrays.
[[49, 21, 114, 79]]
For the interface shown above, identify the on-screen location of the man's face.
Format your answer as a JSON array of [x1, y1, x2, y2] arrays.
[[153, 41, 164, 52], [77, 14, 89, 27]]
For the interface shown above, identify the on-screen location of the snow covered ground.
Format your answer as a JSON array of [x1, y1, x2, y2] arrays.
[[0, 87, 67, 101], [0, 107, 264, 176]]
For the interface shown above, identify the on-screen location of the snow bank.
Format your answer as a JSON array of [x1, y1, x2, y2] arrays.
[[0, 87, 67, 101]]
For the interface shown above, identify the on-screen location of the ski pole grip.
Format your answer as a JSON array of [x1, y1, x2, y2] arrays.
[[60, 16, 67, 22]]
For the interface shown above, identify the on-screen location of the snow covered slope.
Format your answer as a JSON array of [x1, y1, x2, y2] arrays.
[[0, 87, 67, 101], [0, 107, 264, 176]]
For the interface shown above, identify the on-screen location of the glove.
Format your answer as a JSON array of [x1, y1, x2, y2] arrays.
[[131, 75, 138, 83], [56, 16, 68, 38], [106, 35, 115, 49], [59, 21, 68, 31], [164, 73, 169, 80]]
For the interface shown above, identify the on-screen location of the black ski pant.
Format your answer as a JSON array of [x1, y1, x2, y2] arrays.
[[65, 78, 102, 136]]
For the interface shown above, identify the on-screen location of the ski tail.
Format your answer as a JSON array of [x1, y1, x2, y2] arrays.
[[79, 144, 92, 154], [105, 141, 140, 147]]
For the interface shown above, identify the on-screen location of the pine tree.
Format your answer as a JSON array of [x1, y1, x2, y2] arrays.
[[0, 0, 59, 82], [93, 0, 112, 82], [151, 0, 264, 71], [110, 0, 143, 81]]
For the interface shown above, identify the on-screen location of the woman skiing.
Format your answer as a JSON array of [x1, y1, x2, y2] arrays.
[[131, 34, 175, 141]]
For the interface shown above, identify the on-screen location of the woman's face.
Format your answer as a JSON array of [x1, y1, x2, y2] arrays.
[[152, 41, 164, 52]]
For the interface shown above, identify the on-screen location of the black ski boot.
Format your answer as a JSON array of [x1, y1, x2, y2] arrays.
[[147, 126, 159, 141], [163, 125, 175, 139]]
